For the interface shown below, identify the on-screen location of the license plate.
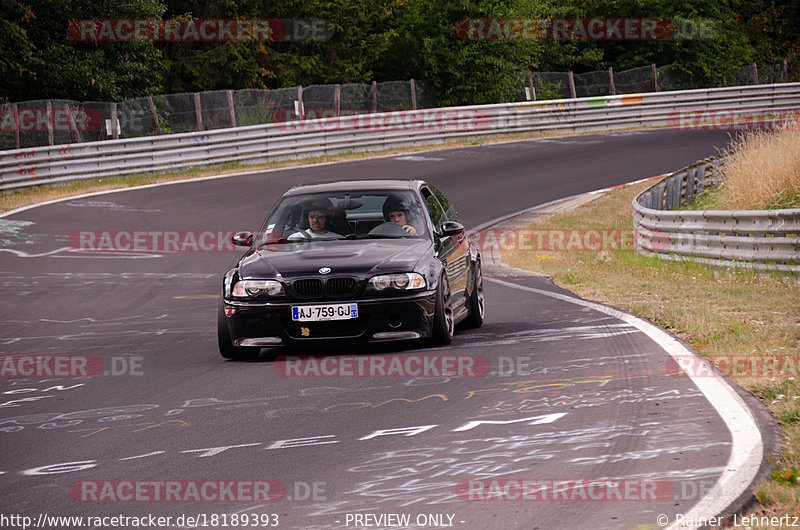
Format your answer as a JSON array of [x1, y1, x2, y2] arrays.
[[291, 303, 358, 322]]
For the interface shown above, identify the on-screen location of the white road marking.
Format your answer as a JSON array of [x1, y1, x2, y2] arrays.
[[486, 276, 762, 529]]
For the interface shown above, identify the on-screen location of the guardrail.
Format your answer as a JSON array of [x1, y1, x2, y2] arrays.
[[632, 157, 800, 272], [2, 82, 800, 192]]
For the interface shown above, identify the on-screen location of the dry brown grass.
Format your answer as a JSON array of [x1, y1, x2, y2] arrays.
[[719, 127, 800, 210]]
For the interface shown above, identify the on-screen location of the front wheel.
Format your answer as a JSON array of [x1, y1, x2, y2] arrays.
[[217, 300, 260, 360], [430, 274, 454, 345], [462, 260, 484, 328]]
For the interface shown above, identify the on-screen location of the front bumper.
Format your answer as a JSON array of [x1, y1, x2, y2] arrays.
[[222, 291, 437, 345]]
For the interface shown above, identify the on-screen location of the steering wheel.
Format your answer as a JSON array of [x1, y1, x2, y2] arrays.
[[368, 222, 410, 236]]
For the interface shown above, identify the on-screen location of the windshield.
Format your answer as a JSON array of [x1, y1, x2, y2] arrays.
[[258, 189, 428, 245]]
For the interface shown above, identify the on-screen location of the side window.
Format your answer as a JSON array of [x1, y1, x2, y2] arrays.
[[421, 187, 447, 230], [428, 185, 458, 222]]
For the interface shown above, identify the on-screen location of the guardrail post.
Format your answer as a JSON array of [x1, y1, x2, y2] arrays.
[[110, 103, 119, 140], [46, 100, 54, 146], [12, 104, 20, 149], [711, 159, 721, 183], [664, 177, 675, 209], [568, 71, 576, 98], [671, 174, 682, 206], [371, 81, 377, 112], [227, 90, 236, 127], [685, 168, 696, 204], [696, 165, 706, 194], [608, 67, 616, 95], [194, 93, 203, 130], [652, 64, 658, 92], [147, 96, 160, 135], [410, 79, 417, 110], [654, 182, 666, 210]]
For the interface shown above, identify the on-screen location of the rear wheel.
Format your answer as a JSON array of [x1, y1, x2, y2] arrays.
[[431, 274, 454, 345], [217, 300, 260, 360], [462, 260, 484, 328]]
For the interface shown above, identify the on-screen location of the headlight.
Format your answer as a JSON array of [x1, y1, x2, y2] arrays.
[[368, 273, 426, 291], [232, 280, 284, 297]]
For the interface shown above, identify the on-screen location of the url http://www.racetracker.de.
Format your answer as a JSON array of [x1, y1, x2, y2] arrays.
[[0, 513, 282, 528]]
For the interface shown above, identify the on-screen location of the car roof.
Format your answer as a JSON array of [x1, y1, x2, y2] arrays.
[[284, 179, 425, 196]]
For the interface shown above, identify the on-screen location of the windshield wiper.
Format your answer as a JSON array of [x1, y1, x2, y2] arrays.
[[339, 234, 401, 240]]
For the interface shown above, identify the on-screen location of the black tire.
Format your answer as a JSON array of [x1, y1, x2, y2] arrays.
[[462, 260, 485, 328], [430, 273, 454, 346], [217, 300, 260, 360]]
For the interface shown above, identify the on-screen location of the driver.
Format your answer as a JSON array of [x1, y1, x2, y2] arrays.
[[383, 198, 419, 235], [288, 199, 342, 240]]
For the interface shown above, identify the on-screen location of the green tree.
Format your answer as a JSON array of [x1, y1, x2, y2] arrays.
[[1, 0, 167, 102], [0, 0, 38, 103], [373, 0, 558, 106], [160, 0, 395, 91], [733, 0, 799, 77], [563, 0, 755, 84]]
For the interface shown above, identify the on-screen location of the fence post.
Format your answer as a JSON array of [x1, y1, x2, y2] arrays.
[[194, 93, 203, 130], [334, 84, 341, 117], [568, 71, 576, 98], [46, 100, 54, 146], [66, 104, 84, 143], [652, 64, 658, 92], [608, 67, 616, 95], [147, 96, 160, 134], [410, 78, 417, 110], [371, 81, 377, 112], [227, 90, 236, 128], [527, 73, 536, 101], [12, 104, 20, 149], [752, 63, 758, 85], [110, 103, 118, 140], [295, 85, 304, 119], [783, 59, 789, 83]]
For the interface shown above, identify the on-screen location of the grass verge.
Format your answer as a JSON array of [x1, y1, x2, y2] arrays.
[[502, 182, 800, 526]]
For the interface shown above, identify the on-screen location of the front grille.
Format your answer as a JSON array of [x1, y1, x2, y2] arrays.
[[284, 319, 366, 339], [291, 277, 358, 298], [293, 279, 323, 297], [327, 277, 356, 296]]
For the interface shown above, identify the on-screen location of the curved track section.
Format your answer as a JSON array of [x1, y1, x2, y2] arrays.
[[0, 129, 773, 529]]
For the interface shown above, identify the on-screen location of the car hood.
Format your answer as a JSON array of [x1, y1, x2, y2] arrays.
[[238, 238, 432, 279]]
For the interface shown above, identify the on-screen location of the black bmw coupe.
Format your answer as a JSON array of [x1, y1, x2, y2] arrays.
[[218, 179, 484, 359]]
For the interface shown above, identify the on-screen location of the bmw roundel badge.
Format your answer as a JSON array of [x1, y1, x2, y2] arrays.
[[319, 267, 331, 275]]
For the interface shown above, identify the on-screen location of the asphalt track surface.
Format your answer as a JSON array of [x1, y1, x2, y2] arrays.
[[0, 129, 777, 529]]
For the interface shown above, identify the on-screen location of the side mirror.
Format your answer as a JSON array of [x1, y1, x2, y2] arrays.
[[231, 231, 254, 247], [440, 221, 465, 238]]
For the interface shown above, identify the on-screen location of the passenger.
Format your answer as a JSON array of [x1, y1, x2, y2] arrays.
[[288, 199, 342, 240]]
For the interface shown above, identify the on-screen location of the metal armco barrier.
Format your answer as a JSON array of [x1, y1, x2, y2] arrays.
[[633, 157, 800, 272], [2, 83, 800, 192]]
